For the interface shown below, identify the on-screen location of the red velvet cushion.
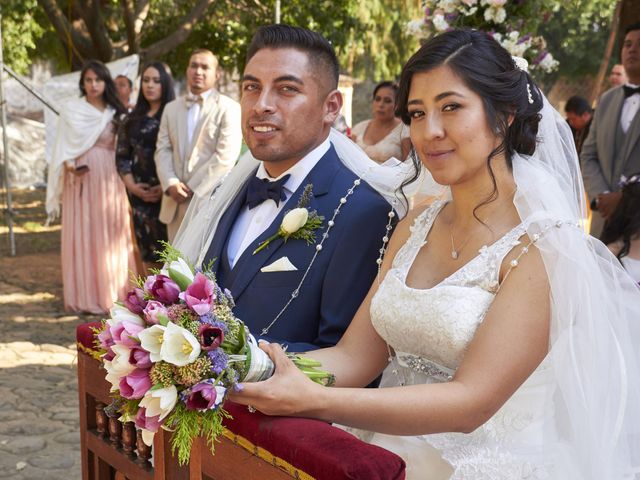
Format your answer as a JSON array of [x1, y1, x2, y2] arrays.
[[76, 323, 406, 479], [76, 321, 102, 350], [222, 402, 406, 480]]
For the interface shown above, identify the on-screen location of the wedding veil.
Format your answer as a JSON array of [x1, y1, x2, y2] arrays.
[[173, 129, 425, 265], [510, 96, 640, 478]]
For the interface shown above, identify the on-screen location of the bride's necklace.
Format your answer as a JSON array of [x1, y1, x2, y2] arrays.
[[448, 188, 517, 260], [449, 224, 470, 260]]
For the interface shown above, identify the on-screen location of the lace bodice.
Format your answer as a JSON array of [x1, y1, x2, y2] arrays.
[[365, 200, 554, 479], [371, 200, 527, 376]]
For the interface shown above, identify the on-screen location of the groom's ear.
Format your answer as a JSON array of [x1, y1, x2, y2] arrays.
[[323, 89, 343, 126]]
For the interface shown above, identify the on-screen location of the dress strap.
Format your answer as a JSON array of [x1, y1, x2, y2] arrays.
[[392, 200, 446, 279]]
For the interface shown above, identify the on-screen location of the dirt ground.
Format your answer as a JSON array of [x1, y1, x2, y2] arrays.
[[0, 188, 95, 479]]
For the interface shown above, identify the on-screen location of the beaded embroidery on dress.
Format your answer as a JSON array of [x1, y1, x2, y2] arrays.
[[365, 200, 554, 480]]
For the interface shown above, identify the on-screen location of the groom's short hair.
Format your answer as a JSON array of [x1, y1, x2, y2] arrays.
[[246, 24, 339, 92]]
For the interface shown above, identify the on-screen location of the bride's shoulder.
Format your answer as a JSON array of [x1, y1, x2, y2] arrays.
[[391, 198, 443, 242]]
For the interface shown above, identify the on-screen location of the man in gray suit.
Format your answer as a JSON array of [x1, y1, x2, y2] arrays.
[[581, 22, 640, 237], [155, 49, 243, 240]]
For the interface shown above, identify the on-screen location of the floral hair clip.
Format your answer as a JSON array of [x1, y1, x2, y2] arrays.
[[618, 174, 640, 189]]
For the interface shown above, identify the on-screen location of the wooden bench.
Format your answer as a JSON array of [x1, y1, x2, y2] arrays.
[[77, 322, 406, 480]]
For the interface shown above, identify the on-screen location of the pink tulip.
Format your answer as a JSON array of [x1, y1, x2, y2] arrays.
[[129, 347, 152, 369], [110, 320, 144, 348], [143, 300, 169, 325], [134, 407, 161, 432], [119, 368, 152, 399], [198, 324, 224, 351], [124, 288, 147, 315], [144, 274, 180, 304], [180, 272, 215, 316]]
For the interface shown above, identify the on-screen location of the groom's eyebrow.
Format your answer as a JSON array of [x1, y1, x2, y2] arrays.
[[241, 74, 260, 83], [273, 75, 304, 85]]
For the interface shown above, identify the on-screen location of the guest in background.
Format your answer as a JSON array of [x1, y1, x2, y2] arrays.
[[581, 22, 640, 237], [351, 81, 411, 163], [154, 48, 242, 241], [602, 173, 640, 283], [46, 60, 137, 314], [608, 63, 628, 88], [564, 95, 593, 154], [117, 62, 175, 272], [115, 74, 134, 111]]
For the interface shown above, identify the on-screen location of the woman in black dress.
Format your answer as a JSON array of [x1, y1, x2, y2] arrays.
[[117, 62, 175, 271]]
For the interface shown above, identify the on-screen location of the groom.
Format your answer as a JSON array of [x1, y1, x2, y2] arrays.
[[201, 25, 393, 352]]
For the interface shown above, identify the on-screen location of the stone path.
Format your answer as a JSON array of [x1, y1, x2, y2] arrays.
[[0, 252, 100, 480]]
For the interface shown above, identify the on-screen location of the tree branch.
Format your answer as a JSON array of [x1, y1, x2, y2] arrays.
[[141, 0, 215, 59], [120, 0, 138, 53], [133, 0, 151, 43], [37, 0, 95, 62], [77, 0, 113, 60]]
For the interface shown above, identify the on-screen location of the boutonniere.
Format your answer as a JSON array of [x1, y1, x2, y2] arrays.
[[253, 184, 324, 254]]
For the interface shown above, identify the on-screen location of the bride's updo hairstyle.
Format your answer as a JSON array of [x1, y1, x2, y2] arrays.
[[397, 29, 543, 207]]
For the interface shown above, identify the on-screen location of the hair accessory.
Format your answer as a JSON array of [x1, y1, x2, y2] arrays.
[[526, 84, 534, 105], [512, 56, 529, 72], [618, 174, 640, 189]]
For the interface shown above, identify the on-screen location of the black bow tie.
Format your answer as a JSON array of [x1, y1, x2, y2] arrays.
[[623, 85, 640, 98], [245, 174, 291, 210]]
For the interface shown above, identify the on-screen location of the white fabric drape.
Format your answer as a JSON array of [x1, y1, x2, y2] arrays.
[[45, 98, 115, 222]]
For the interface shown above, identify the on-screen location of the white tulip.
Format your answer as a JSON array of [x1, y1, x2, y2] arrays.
[[108, 304, 145, 328], [141, 429, 155, 447], [160, 322, 201, 366], [109, 344, 135, 376], [139, 385, 178, 421], [281, 208, 309, 235], [138, 325, 167, 362]]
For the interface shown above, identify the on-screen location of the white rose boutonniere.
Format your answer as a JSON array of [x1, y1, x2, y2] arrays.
[[253, 184, 324, 254]]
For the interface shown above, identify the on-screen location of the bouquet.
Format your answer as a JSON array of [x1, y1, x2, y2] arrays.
[[94, 244, 334, 465]]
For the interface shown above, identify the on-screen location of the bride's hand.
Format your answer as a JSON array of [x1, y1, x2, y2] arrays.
[[228, 342, 325, 416]]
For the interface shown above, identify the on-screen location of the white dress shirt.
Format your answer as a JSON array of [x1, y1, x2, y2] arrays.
[[226, 138, 331, 267], [186, 88, 213, 145], [621, 83, 640, 134]]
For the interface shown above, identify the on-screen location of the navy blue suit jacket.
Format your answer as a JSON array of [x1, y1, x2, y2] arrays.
[[203, 145, 392, 352]]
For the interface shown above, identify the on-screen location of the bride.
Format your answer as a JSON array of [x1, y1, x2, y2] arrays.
[[228, 29, 640, 479]]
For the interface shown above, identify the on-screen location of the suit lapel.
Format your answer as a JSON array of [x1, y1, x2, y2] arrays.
[[204, 169, 255, 275], [604, 89, 625, 179], [186, 90, 218, 165], [228, 146, 340, 300], [621, 104, 640, 173], [177, 98, 190, 166]]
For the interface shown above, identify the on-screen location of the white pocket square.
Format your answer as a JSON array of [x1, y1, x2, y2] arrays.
[[260, 257, 298, 272]]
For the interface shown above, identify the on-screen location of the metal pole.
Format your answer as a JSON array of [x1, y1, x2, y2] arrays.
[[2, 64, 59, 115], [275, 0, 281, 24], [0, 12, 16, 256]]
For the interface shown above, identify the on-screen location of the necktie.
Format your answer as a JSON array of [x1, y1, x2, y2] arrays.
[[185, 93, 203, 108], [245, 174, 291, 210], [623, 85, 640, 98]]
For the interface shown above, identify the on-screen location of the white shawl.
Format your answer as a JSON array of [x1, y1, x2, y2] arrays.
[[45, 97, 115, 223]]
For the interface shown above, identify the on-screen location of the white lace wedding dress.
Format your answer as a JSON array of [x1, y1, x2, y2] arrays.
[[364, 200, 556, 479]]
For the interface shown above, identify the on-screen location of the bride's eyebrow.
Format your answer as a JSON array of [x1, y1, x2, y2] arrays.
[[434, 91, 466, 101]]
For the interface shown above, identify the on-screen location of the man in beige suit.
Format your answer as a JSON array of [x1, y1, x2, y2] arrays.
[[155, 49, 242, 240]]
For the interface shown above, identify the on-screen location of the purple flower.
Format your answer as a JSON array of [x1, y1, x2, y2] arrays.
[[129, 347, 152, 369], [184, 380, 226, 411], [97, 326, 114, 351], [134, 407, 161, 432], [145, 275, 180, 304], [207, 349, 228, 374], [179, 272, 215, 315], [119, 368, 152, 399], [198, 324, 224, 351], [109, 321, 144, 348], [143, 300, 169, 325], [124, 288, 147, 315]]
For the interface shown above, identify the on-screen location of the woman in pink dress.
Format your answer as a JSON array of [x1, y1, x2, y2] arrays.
[[46, 60, 137, 314]]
